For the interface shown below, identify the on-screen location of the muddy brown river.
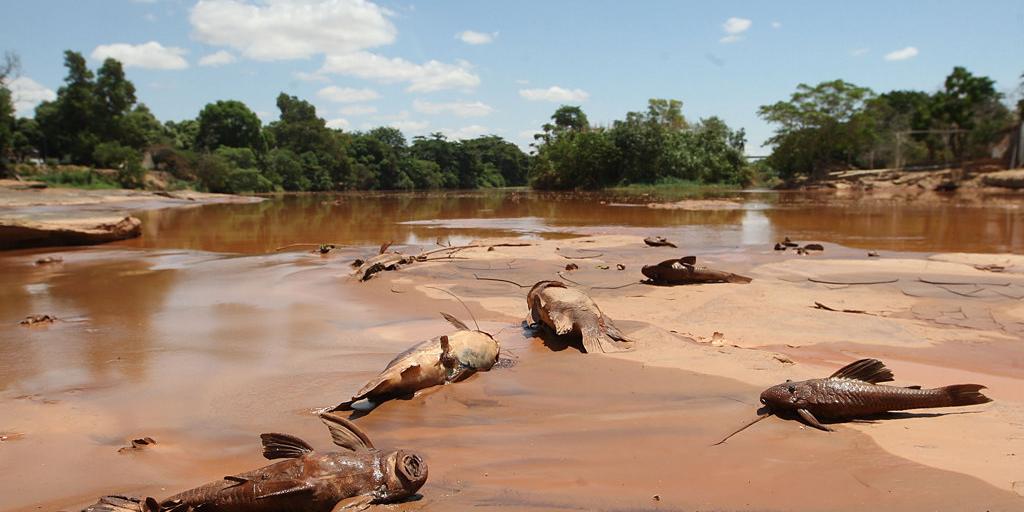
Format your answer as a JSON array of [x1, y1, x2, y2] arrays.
[[2, 189, 1023, 511]]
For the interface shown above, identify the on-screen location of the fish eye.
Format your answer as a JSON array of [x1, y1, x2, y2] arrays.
[[759, 397, 766, 405], [785, 379, 792, 383], [786, 385, 796, 393]]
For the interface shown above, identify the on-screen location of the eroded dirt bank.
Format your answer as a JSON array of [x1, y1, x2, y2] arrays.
[[1, 235, 1023, 511]]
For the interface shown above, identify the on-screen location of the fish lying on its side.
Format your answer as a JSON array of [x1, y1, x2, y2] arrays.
[[641, 256, 752, 285], [332, 313, 499, 411], [713, 359, 992, 444], [527, 280, 633, 354], [84, 413, 427, 512]]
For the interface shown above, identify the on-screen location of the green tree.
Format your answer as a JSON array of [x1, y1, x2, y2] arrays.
[[758, 79, 875, 179], [195, 100, 264, 152], [932, 66, 1012, 160], [36, 51, 100, 162], [0, 52, 17, 171], [462, 135, 529, 186]]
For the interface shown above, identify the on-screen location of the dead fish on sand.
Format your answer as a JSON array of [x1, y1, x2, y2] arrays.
[[714, 359, 992, 444], [643, 236, 677, 248], [351, 242, 417, 282], [527, 280, 633, 354], [641, 256, 752, 285], [84, 413, 427, 512], [332, 312, 499, 411]]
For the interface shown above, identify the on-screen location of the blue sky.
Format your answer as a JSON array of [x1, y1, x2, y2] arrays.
[[2, 0, 1022, 153]]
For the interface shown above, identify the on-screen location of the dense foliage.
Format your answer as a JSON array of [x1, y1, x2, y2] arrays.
[[529, 100, 749, 189], [760, 67, 1017, 181]]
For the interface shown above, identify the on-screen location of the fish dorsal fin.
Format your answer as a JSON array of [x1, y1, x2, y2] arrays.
[[441, 313, 469, 331], [320, 412, 375, 451], [440, 335, 451, 355], [680, 256, 697, 265], [378, 241, 393, 255], [260, 433, 314, 460], [829, 359, 894, 384]]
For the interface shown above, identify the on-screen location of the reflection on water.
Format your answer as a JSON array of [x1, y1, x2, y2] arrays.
[[119, 189, 1023, 254]]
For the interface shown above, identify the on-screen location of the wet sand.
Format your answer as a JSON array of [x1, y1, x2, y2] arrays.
[[2, 227, 1023, 511]]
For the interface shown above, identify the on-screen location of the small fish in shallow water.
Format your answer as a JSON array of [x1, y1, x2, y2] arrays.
[[84, 413, 427, 512], [641, 256, 751, 285], [643, 236, 677, 248], [713, 359, 992, 444], [527, 280, 633, 354], [332, 312, 499, 411]]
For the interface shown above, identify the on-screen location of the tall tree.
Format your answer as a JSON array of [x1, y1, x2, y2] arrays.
[[0, 52, 18, 170], [194, 100, 264, 152], [36, 51, 100, 162]]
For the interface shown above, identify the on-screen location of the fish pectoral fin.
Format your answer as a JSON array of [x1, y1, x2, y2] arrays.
[[797, 409, 834, 432], [546, 304, 576, 335], [829, 358, 895, 384], [440, 312, 469, 331], [254, 479, 315, 500], [222, 475, 249, 488], [446, 364, 474, 383], [331, 495, 374, 512], [260, 433, 314, 460], [320, 412, 375, 451]]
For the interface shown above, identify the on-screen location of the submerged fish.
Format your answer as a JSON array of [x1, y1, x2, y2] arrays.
[[526, 280, 633, 354], [714, 359, 992, 444], [84, 413, 427, 512], [643, 236, 677, 248], [332, 313, 499, 411], [641, 256, 752, 285]]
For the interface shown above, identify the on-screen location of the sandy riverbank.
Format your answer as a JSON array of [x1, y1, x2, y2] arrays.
[[2, 232, 1022, 510]]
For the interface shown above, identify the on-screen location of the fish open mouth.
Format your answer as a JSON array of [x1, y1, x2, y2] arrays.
[[399, 453, 426, 481]]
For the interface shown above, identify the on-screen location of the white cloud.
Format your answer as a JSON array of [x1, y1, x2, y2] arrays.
[[770, 21, 781, 29], [320, 51, 480, 92], [515, 79, 529, 85], [316, 85, 380, 103], [190, 0, 396, 61], [518, 86, 589, 103], [198, 50, 236, 67], [91, 41, 189, 69], [440, 125, 490, 140], [518, 129, 542, 140], [326, 118, 350, 129], [7, 77, 56, 116], [294, 71, 329, 82], [383, 119, 429, 132], [720, 17, 752, 43], [413, 99, 493, 117], [456, 30, 497, 45], [851, 47, 870, 57], [339, 104, 377, 116], [884, 46, 919, 61]]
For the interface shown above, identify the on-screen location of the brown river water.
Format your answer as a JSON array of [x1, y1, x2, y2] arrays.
[[2, 189, 1023, 511]]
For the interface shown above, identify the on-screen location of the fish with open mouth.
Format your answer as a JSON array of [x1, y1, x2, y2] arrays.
[[641, 256, 752, 285], [332, 312, 499, 411], [84, 413, 427, 511], [713, 358, 993, 444]]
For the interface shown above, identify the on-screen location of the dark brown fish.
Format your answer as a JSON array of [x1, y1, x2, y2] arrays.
[[761, 359, 992, 431], [641, 256, 752, 285], [643, 236, 677, 248], [332, 313, 500, 411], [352, 242, 416, 282], [84, 413, 427, 512], [527, 280, 633, 354]]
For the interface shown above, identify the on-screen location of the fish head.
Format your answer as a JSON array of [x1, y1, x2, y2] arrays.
[[759, 379, 813, 411], [443, 331, 501, 381], [640, 264, 660, 280], [378, 449, 428, 502]]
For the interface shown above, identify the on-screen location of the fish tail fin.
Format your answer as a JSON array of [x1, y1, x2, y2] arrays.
[[940, 384, 992, 406], [727, 273, 753, 284], [331, 400, 356, 412], [82, 495, 160, 512], [581, 323, 633, 354]]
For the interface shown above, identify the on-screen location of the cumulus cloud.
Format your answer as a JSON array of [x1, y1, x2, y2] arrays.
[[91, 41, 189, 69], [326, 118, 350, 129], [190, 0, 396, 60], [518, 86, 589, 103], [382, 119, 429, 132], [720, 17, 752, 43], [316, 85, 380, 103], [851, 47, 870, 57], [884, 46, 919, 61], [320, 52, 480, 92], [7, 77, 56, 116], [413, 99, 493, 117], [198, 50, 236, 67], [339, 104, 377, 116], [456, 30, 497, 45], [771, 21, 781, 29]]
